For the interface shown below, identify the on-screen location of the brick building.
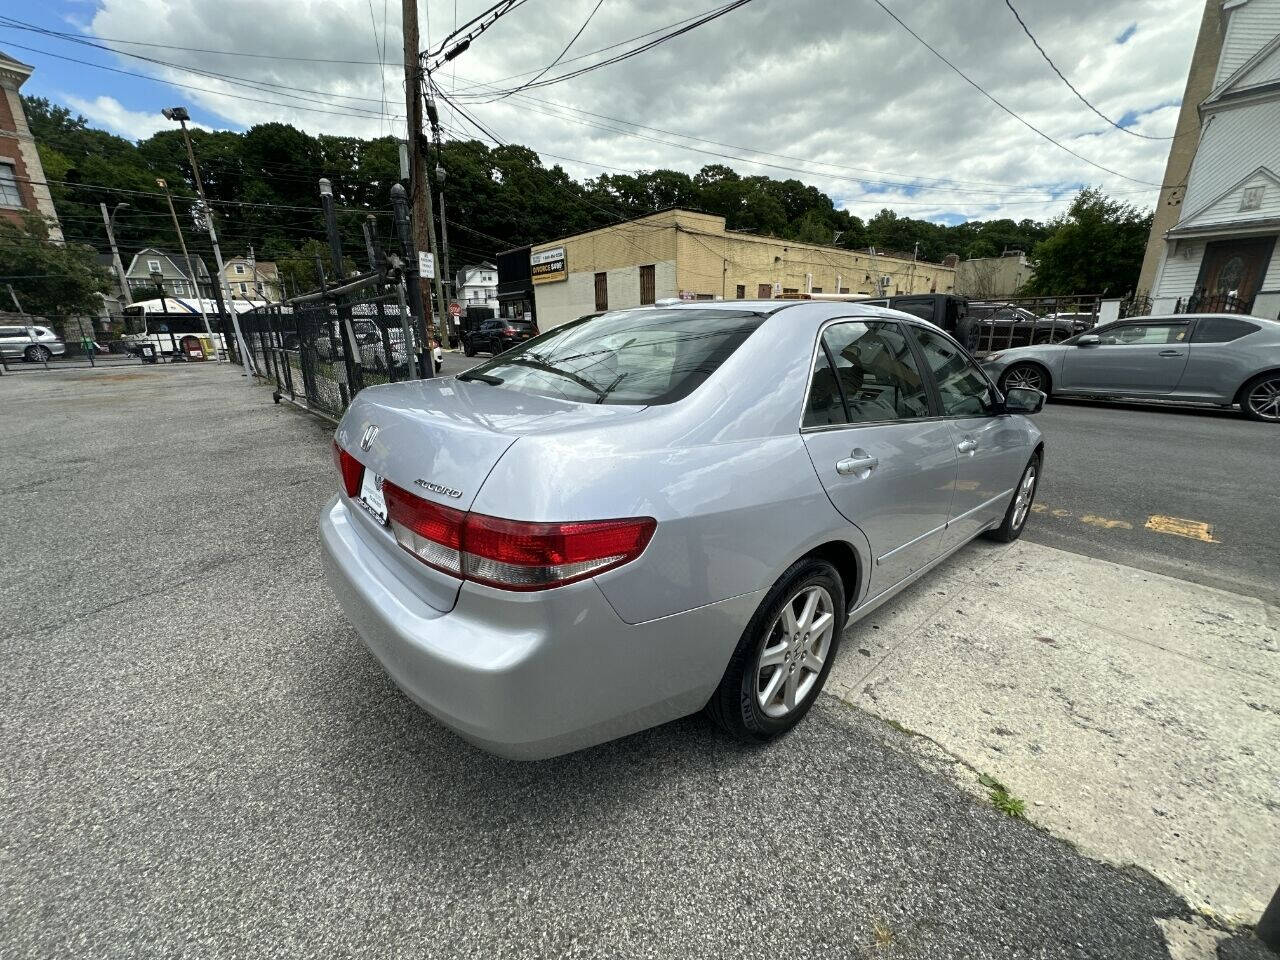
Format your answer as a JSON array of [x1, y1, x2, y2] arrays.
[[529, 209, 955, 331], [0, 50, 62, 240]]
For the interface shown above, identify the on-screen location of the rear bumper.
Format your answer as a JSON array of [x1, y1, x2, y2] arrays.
[[320, 496, 762, 759]]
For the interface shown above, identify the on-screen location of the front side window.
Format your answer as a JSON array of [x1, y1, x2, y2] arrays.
[[910, 325, 997, 417], [1098, 322, 1188, 345], [464, 308, 767, 406], [803, 321, 931, 427]]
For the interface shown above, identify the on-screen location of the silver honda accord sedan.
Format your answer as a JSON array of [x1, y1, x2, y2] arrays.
[[321, 301, 1045, 759], [979, 313, 1280, 422]]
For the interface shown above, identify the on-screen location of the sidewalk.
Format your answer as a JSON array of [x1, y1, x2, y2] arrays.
[[826, 537, 1280, 925]]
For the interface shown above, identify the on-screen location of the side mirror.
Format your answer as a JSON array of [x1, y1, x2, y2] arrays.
[[1075, 334, 1101, 346], [1003, 386, 1045, 415]]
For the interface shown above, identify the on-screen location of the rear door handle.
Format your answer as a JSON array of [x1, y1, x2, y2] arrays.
[[1158, 349, 1184, 357], [956, 437, 978, 455], [836, 450, 879, 477]]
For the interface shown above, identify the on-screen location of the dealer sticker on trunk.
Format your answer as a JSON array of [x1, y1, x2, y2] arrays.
[[359, 470, 388, 525]]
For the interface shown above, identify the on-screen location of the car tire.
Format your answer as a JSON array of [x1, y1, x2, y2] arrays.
[[999, 362, 1050, 396], [463, 341, 475, 357], [706, 557, 846, 744], [1239, 371, 1280, 422], [985, 454, 1040, 543], [24, 344, 52, 363]]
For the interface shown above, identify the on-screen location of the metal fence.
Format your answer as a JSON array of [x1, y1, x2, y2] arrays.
[[237, 272, 428, 421], [968, 294, 1102, 353]]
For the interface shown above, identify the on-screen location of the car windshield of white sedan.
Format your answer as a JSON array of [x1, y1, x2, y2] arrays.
[[462, 309, 768, 405]]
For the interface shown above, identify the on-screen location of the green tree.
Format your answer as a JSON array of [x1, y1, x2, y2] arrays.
[[1024, 189, 1152, 295], [0, 212, 112, 319]]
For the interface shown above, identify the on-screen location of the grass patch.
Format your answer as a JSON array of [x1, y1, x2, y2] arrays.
[[978, 773, 1027, 818]]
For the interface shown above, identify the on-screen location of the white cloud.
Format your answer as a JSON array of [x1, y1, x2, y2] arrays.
[[61, 94, 211, 142], [81, 0, 1204, 224]]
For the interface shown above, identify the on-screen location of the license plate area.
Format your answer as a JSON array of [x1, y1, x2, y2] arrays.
[[358, 469, 388, 525]]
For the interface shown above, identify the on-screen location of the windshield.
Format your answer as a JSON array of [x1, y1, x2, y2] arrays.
[[461, 308, 768, 405]]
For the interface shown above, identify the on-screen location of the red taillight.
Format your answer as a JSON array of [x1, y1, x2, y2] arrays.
[[384, 480, 466, 576], [333, 441, 363, 498], [502, 326, 516, 335], [382, 480, 655, 591]]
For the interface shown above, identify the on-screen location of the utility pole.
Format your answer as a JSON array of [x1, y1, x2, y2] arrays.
[[391, 183, 434, 378], [99, 202, 132, 306], [155, 178, 219, 362], [436, 162, 454, 326], [162, 106, 253, 379], [401, 1, 448, 352], [319, 177, 362, 398]]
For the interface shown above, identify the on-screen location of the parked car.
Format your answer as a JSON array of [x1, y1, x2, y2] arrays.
[[0, 323, 65, 362], [322, 301, 1045, 759], [968, 302, 1087, 350], [979, 313, 1280, 422], [461, 318, 536, 357]]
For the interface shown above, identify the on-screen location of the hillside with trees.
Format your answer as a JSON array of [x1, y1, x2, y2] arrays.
[[21, 96, 1150, 300]]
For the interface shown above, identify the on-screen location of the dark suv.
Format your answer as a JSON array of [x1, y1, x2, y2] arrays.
[[462, 318, 537, 357]]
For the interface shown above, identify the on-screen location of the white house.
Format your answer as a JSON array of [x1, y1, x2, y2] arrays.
[[1149, 0, 1280, 319], [455, 261, 498, 313]]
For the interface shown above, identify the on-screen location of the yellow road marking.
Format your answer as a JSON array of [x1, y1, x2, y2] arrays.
[[1029, 503, 1219, 542], [1080, 514, 1133, 530], [1145, 515, 1219, 543]]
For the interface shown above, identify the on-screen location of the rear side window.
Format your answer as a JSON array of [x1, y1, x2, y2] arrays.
[[1191, 317, 1259, 343], [803, 320, 931, 427], [466, 308, 767, 405]]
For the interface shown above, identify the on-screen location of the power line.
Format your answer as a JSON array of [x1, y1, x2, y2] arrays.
[[456, 0, 758, 96], [0, 40, 401, 124], [868, 0, 1161, 187], [1002, 0, 1173, 141], [482, 0, 610, 103]]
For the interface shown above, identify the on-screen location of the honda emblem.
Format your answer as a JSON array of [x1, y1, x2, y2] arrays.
[[359, 424, 379, 452]]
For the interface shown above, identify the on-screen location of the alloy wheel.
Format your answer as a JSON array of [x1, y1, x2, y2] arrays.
[[1247, 377, 1280, 421], [1012, 464, 1037, 529], [755, 585, 835, 718], [1004, 366, 1042, 392]]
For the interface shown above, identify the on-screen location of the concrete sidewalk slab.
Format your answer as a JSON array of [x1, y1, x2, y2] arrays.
[[827, 538, 1280, 925]]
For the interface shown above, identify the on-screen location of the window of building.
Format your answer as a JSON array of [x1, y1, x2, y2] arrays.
[[810, 287, 823, 294], [147, 259, 162, 274], [0, 161, 21, 207], [735, 284, 746, 299], [234, 263, 247, 275], [804, 321, 931, 427], [1241, 186, 1264, 211], [782, 287, 799, 294], [838, 287, 850, 294], [594, 271, 608, 312], [639, 264, 656, 305]]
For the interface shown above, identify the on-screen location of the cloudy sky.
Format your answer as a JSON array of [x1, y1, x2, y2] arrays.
[[7, 0, 1201, 224]]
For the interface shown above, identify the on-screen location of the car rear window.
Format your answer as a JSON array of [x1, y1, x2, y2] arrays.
[[463, 308, 768, 405], [1191, 317, 1259, 343]]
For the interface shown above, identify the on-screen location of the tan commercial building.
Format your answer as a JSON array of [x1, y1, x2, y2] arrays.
[[953, 251, 1033, 298], [530, 209, 955, 330]]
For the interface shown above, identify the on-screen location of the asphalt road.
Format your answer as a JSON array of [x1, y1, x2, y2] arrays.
[[1024, 397, 1279, 605], [0, 362, 1217, 959]]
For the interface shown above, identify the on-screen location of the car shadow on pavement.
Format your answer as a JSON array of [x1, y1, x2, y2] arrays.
[[299, 618, 1192, 959]]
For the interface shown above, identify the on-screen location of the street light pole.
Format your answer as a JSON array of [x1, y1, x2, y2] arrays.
[[162, 106, 253, 379], [155, 178, 219, 362], [100, 202, 132, 307]]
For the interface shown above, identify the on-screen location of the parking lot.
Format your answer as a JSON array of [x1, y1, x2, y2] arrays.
[[1, 363, 1275, 959]]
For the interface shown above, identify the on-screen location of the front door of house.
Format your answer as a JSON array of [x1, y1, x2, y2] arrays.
[[1193, 237, 1276, 312]]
